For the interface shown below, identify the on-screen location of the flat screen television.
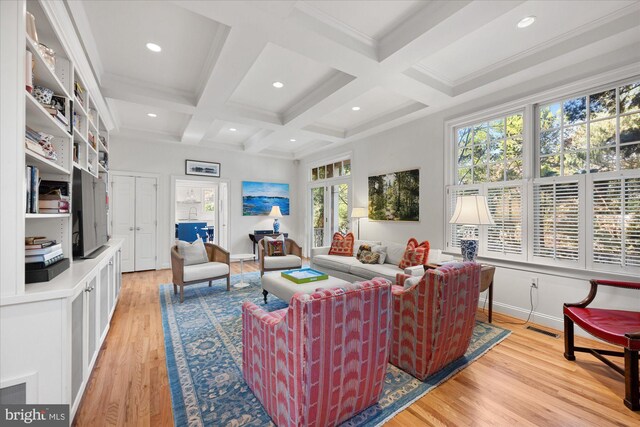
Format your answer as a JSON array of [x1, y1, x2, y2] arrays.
[[72, 168, 108, 258]]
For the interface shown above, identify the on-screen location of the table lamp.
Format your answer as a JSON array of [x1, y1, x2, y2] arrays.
[[351, 207, 367, 239], [269, 206, 283, 233], [449, 195, 494, 262]]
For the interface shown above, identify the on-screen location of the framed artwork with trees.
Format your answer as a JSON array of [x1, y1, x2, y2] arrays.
[[368, 168, 420, 221]]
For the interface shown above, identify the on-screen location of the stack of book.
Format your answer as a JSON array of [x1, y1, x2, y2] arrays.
[[42, 104, 69, 127], [39, 194, 69, 214], [25, 240, 63, 268], [25, 126, 55, 159], [24, 239, 69, 283], [74, 81, 85, 108], [26, 165, 40, 213]]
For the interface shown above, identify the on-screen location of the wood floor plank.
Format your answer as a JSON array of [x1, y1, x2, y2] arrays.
[[73, 263, 640, 426]]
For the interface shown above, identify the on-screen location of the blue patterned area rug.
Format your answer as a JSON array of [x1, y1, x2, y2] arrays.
[[160, 272, 511, 426]]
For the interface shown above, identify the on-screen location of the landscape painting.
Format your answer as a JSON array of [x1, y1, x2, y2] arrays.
[[242, 181, 290, 216], [368, 169, 419, 221]]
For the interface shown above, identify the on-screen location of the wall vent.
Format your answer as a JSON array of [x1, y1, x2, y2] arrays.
[[526, 325, 560, 338]]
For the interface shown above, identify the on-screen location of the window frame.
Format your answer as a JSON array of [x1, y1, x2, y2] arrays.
[[444, 72, 640, 276]]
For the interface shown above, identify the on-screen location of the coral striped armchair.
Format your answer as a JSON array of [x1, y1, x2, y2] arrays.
[[242, 278, 392, 427], [391, 262, 482, 380]]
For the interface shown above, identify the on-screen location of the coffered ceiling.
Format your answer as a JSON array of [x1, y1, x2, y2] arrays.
[[67, 0, 640, 159]]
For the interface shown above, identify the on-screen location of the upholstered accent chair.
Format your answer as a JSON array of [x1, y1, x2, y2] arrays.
[[242, 278, 392, 427], [564, 279, 640, 411], [258, 237, 302, 276], [170, 243, 230, 303], [392, 262, 482, 381]]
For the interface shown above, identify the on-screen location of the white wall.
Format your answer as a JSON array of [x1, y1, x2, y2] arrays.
[[297, 74, 640, 335], [109, 138, 300, 268]]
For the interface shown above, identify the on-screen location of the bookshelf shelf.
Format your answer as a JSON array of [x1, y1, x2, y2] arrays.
[[25, 36, 71, 99], [74, 96, 87, 117], [25, 213, 70, 219], [74, 130, 88, 145], [98, 163, 108, 173], [25, 150, 70, 175], [25, 91, 70, 138]]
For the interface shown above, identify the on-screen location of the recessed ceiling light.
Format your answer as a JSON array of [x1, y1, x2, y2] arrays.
[[517, 16, 536, 29], [229, 128, 237, 132], [272, 81, 284, 89], [290, 138, 296, 142], [352, 106, 361, 111], [147, 113, 157, 118], [146, 42, 162, 52]]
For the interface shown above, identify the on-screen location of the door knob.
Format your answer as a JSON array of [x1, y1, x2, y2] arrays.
[[136, 227, 141, 231], [129, 227, 134, 231]]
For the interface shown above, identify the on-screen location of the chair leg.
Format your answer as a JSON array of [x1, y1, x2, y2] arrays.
[[173, 284, 177, 295], [180, 285, 184, 303], [226, 275, 230, 291], [208, 280, 212, 287], [624, 348, 639, 411], [563, 315, 576, 361]]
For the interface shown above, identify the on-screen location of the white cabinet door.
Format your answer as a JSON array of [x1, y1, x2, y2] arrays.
[[111, 176, 135, 272], [134, 177, 157, 271]]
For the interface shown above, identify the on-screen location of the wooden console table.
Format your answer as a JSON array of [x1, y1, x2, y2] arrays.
[[425, 263, 495, 323]]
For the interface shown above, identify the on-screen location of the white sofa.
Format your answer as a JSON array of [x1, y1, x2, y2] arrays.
[[310, 239, 424, 283]]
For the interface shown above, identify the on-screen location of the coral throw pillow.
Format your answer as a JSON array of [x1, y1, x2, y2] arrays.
[[398, 238, 430, 269], [266, 240, 285, 256], [328, 232, 355, 256]]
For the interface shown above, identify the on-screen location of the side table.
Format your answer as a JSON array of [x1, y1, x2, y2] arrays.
[[425, 262, 495, 323], [230, 253, 255, 288]]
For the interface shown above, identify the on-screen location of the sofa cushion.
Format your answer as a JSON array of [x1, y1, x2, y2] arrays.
[[183, 262, 229, 282], [328, 232, 355, 256], [348, 263, 404, 282], [353, 240, 382, 256], [176, 238, 208, 266], [385, 242, 407, 266], [399, 238, 430, 269], [264, 255, 302, 269], [313, 254, 361, 273], [372, 245, 387, 264]]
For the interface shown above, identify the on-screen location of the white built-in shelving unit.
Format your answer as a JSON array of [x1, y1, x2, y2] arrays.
[[0, 1, 120, 421]]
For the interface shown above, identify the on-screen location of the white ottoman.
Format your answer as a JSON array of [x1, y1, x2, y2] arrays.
[[261, 271, 350, 303]]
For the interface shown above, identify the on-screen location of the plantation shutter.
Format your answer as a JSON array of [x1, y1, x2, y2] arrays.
[[447, 186, 479, 250], [533, 180, 580, 263], [592, 177, 640, 268], [486, 185, 523, 256]]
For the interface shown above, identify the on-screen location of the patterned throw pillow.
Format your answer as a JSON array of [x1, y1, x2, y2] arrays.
[[266, 240, 285, 256], [398, 238, 430, 269], [356, 244, 372, 259], [358, 250, 380, 264], [328, 232, 355, 256]]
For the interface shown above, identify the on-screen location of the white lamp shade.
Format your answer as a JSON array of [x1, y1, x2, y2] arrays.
[[268, 206, 283, 217], [449, 195, 495, 225], [351, 207, 368, 218]]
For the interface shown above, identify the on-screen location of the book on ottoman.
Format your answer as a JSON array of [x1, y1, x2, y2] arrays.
[[281, 268, 328, 284]]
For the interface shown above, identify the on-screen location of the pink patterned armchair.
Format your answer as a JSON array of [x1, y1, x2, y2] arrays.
[[242, 278, 392, 427], [391, 262, 482, 380]]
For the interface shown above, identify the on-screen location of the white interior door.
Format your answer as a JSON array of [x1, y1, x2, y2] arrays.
[[111, 176, 135, 272], [134, 177, 157, 271], [218, 182, 229, 249]]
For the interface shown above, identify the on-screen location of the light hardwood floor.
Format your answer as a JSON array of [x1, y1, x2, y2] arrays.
[[73, 264, 640, 426]]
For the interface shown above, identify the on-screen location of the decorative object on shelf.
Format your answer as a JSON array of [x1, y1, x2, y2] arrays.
[[185, 159, 220, 177], [33, 85, 54, 104], [25, 11, 38, 42], [350, 207, 367, 239], [74, 81, 85, 108], [25, 126, 56, 160], [368, 168, 420, 221], [449, 195, 494, 262], [37, 43, 55, 71], [268, 205, 282, 233], [242, 181, 289, 216]]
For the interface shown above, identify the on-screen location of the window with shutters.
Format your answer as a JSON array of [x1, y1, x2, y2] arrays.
[[591, 175, 640, 271], [446, 77, 639, 273], [486, 185, 524, 256], [532, 179, 582, 265]]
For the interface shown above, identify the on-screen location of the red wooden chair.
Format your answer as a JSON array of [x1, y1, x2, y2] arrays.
[[563, 279, 640, 411]]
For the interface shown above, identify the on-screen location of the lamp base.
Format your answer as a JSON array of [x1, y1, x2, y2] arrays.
[[273, 218, 280, 233], [460, 239, 478, 262]]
